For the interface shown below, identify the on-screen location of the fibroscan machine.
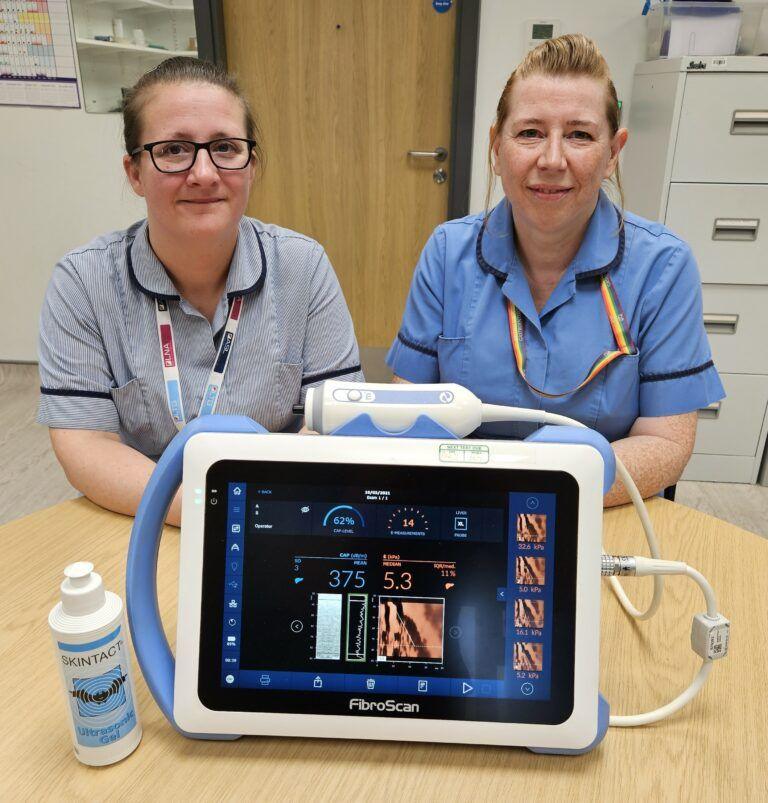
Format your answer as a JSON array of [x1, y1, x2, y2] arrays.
[[127, 382, 729, 755]]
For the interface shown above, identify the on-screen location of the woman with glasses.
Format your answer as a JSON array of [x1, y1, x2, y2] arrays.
[[37, 57, 363, 525]]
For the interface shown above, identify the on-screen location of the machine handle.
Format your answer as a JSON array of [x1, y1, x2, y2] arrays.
[[126, 414, 266, 738], [712, 218, 759, 241], [730, 110, 768, 135], [703, 313, 738, 335]]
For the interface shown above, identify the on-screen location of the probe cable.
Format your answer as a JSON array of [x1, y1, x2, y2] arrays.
[[481, 404, 664, 619], [481, 403, 729, 726]]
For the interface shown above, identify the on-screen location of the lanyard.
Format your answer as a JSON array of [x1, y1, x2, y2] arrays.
[[506, 274, 636, 399], [155, 295, 244, 430]]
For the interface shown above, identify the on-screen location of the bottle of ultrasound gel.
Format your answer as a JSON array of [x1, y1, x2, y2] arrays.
[[48, 562, 142, 766]]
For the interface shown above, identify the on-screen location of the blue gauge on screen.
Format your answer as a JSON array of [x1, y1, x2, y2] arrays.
[[322, 505, 366, 536]]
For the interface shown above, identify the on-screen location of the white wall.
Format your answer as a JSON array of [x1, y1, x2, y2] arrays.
[[0, 106, 145, 361], [469, 0, 647, 213], [0, 0, 650, 361]]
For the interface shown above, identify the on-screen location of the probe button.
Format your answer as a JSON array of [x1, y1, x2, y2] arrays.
[[347, 389, 362, 402], [361, 391, 375, 402]]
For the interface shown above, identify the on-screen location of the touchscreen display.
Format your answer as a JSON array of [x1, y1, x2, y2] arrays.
[[199, 460, 579, 723]]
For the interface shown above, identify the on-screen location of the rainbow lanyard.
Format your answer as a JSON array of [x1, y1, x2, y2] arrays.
[[155, 295, 244, 430], [506, 274, 636, 399]]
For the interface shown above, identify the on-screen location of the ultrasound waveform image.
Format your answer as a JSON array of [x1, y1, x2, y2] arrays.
[[516, 513, 547, 543], [513, 642, 544, 671], [376, 597, 445, 663], [515, 556, 546, 585], [514, 598, 545, 628]]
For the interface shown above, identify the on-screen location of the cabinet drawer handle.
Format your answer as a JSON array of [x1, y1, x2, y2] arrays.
[[698, 402, 721, 420], [731, 110, 768, 135], [712, 218, 759, 241], [703, 313, 738, 335]]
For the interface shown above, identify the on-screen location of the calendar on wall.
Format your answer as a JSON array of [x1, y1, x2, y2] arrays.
[[0, 0, 80, 108]]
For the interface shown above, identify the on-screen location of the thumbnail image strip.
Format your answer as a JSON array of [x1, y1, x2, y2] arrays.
[[514, 599, 545, 629], [513, 642, 544, 672], [345, 593, 368, 662], [315, 593, 342, 660], [516, 513, 547, 543], [376, 596, 445, 663], [515, 556, 546, 585]]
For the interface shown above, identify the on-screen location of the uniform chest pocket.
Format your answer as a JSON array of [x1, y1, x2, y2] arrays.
[[436, 335, 469, 384], [593, 352, 641, 439], [269, 361, 304, 430], [109, 377, 165, 456]]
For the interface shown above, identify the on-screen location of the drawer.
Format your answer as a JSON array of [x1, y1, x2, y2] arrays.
[[692, 373, 768, 456], [665, 183, 768, 284], [672, 73, 768, 184], [701, 285, 768, 374]]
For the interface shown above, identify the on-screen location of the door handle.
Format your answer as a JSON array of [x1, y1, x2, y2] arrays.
[[407, 147, 448, 162]]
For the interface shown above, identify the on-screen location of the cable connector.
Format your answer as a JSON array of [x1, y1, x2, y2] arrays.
[[601, 554, 636, 576], [691, 612, 730, 660]]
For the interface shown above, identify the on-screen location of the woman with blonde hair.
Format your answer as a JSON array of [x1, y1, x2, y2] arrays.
[[387, 34, 724, 506]]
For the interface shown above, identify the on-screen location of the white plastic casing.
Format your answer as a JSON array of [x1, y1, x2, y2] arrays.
[[691, 613, 730, 660], [174, 433, 604, 749], [304, 381, 483, 436]]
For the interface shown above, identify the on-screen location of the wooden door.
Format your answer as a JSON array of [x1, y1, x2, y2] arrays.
[[223, 0, 456, 349]]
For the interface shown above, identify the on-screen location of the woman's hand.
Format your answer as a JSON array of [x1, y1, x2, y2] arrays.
[[49, 428, 183, 526], [605, 412, 697, 507]]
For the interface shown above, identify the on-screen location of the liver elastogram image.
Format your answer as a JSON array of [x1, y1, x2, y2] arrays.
[[514, 642, 544, 672], [514, 599, 545, 629], [515, 556, 545, 585], [516, 513, 547, 543], [376, 597, 444, 663]]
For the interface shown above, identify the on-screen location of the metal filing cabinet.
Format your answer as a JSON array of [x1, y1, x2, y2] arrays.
[[623, 56, 768, 483]]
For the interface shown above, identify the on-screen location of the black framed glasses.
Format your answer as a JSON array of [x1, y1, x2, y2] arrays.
[[130, 138, 257, 173]]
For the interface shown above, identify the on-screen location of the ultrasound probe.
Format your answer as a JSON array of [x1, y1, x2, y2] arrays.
[[296, 380, 730, 727]]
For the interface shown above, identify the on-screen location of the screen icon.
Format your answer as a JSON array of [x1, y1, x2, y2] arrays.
[[231, 523, 241, 534], [259, 674, 271, 686], [454, 516, 467, 531], [233, 487, 243, 496], [521, 682, 534, 696], [225, 674, 235, 684], [227, 618, 237, 627], [462, 682, 473, 695], [366, 678, 376, 690], [230, 543, 240, 551], [417, 680, 429, 693], [313, 676, 323, 688], [226, 635, 237, 648], [228, 599, 238, 608]]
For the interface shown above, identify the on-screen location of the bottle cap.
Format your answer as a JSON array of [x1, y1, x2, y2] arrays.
[[61, 562, 106, 616]]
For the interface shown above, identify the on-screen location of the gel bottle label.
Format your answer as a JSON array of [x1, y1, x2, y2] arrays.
[[58, 625, 138, 748]]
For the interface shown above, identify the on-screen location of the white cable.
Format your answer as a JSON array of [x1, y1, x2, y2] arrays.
[[609, 660, 713, 727], [482, 403, 665, 619], [606, 558, 725, 726]]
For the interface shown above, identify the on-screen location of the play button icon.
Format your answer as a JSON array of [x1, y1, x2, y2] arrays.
[[462, 682, 473, 695]]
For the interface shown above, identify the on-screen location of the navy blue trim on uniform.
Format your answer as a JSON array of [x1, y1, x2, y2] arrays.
[[397, 332, 438, 358], [577, 222, 625, 281], [475, 220, 509, 282], [640, 360, 714, 384], [41, 387, 112, 399], [126, 224, 179, 301], [301, 364, 362, 386], [227, 222, 267, 299], [476, 205, 625, 282], [126, 221, 267, 302]]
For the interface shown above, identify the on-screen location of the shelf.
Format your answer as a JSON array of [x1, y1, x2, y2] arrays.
[[80, 0, 194, 12], [76, 37, 197, 57]]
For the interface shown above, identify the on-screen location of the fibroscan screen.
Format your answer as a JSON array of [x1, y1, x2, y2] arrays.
[[198, 460, 579, 724]]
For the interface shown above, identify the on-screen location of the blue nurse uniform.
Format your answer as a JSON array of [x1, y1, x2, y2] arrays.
[[386, 190, 725, 441]]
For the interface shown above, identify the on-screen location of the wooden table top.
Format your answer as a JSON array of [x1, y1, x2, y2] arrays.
[[1, 497, 766, 801]]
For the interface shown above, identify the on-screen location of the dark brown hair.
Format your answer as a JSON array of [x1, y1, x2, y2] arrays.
[[123, 56, 263, 172], [486, 34, 623, 216]]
